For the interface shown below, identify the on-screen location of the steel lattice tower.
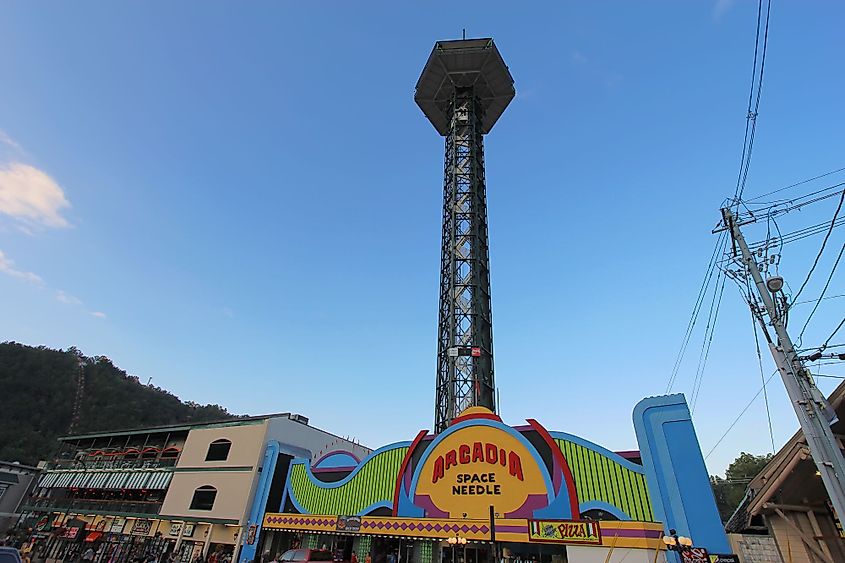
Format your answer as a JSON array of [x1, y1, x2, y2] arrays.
[[415, 39, 515, 433]]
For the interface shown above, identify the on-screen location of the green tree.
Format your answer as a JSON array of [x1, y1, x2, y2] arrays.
[[710, 452, 773, 522], [0, 342, 238, 465]]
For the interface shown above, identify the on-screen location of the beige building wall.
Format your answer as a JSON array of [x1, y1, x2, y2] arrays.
[[161, 470, 258, 522], [177, 421, 269, 468]]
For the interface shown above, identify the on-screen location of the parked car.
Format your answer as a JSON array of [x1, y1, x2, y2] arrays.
[[0, 547, 23, 563], [279, 550, 334, 562]]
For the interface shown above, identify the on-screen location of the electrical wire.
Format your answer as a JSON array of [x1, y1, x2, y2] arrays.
[[744, 165, 845, 203], [744, 215, 845, 252], [739, 184, 845, 223], [791, 188, 845, 303], [705, 369, 779, 459], [821, 317, 845, 352], [733, 0, 772, 202], [751, 309, 776, 453], [666, 232, 727, 392], [691, 267, 728, 412], [798, 241, 845, 346], [792, 293, 845, 307]]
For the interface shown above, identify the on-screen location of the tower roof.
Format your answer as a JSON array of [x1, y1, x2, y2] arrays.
[[414, 38, 515, 136]]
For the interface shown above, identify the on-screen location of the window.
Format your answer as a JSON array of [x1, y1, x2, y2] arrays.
[[205, 439, 232, 462], [189, 485, 217, 510]]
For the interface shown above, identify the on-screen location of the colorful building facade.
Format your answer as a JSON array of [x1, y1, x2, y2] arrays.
[[24, 414, 368, 563], [257, 396, 732, 563]]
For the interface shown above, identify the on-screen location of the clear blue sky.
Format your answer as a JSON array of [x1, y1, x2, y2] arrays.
[[1, 2, 843, 475]]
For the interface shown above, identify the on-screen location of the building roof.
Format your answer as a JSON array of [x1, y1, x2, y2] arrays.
[[726, 381, 845, 532], [414, 38, 515, 136], [0, 459, 40, 472], [57, 412, 294, 441]]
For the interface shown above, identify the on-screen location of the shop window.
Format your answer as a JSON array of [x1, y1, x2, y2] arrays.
[[205, 439, 232, 462], [189, 485, 217, 510]]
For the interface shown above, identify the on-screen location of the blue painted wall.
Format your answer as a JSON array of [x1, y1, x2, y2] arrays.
[[633, 394, 730, 556]]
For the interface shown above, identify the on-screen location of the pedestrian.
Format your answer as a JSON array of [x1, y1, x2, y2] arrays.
[[364, 553, 371, 563], [82, 547, 96, 563], [351, 552, 358, 563]]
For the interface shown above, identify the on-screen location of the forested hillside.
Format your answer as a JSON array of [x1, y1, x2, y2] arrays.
[[0, 342, 236, 465]]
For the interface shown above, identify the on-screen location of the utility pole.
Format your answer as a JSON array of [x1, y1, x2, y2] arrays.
[[720, 206, 845, 520]]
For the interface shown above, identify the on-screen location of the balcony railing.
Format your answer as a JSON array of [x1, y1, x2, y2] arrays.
[[49, 458, 178, 471], [25, 497, 162, 515]]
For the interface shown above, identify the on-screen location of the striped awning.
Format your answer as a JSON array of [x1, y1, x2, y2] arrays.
[[37, 472, 60, 488], [146, 471, 173, 490], [104, 471, 129, 489], [124, 472, 150, 490], [86, 472, 110, 489], [37, 469, 174, 490], [54, 472, 76, 488]]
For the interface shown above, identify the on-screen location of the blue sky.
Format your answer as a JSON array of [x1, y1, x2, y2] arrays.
[[1, 2, 843, 475]]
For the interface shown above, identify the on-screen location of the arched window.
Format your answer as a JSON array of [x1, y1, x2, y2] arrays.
[[205, 439, 232, 462], [189, 485, 217, 510]]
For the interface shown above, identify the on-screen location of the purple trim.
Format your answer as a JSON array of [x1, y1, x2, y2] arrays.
[[312, 466, 357, 474], [614, 450, 641, 460], [494, 525, 528, 533], [512, 425, 533, 431], [412, 494, 449, 518], [504, 494, 549, 518]]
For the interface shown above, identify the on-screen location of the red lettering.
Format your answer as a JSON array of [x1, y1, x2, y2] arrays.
[[433, 456, 444, 484], [508, 451, 524, 481], [499, 449, 506, 466], [472, 442, 484, 462], [459, 445, 470, 464], [485, 443, 498, 464], [445, 450, 457, 471]]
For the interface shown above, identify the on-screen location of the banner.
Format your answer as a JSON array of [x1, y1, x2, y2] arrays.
[[336, 516, 361, 532], [527, 520, 601, 545]]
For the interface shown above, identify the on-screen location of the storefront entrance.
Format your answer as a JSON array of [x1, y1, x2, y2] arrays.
[[500, 542, 567, 563], [440, 543, 494, 563]]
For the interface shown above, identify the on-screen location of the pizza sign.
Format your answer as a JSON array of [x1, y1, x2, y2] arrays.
[[528, 520, 601, 545]]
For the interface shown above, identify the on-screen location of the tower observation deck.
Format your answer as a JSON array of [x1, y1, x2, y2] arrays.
[[414, 38, 515, 433]]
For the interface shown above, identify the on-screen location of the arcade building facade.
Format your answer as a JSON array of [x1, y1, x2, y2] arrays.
[[248, 397, 733, 563]]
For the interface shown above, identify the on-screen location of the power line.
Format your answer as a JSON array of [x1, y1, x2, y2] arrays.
[[666, 233, 727, 392], [791, 188, 845, 303], [751, 308, 776, 453], [733, 0, 773, 201], [741, 184, 845, 222], [744, 165, 845, 203], [691, 268, 728, 411], [793, 293, 845, 307], [797, 240, 845, 346], [821, 317, 845, 351], [705, 369, 779, 460]]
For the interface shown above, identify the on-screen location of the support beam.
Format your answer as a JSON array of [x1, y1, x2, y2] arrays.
[[774, 508, 834, 563]]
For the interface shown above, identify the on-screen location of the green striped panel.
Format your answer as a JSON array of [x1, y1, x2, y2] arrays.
[[556, 439, 655, 522], [288, 446, 407, 515]]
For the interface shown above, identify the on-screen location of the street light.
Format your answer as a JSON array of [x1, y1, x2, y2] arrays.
[[662, 529, 693, 553]]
